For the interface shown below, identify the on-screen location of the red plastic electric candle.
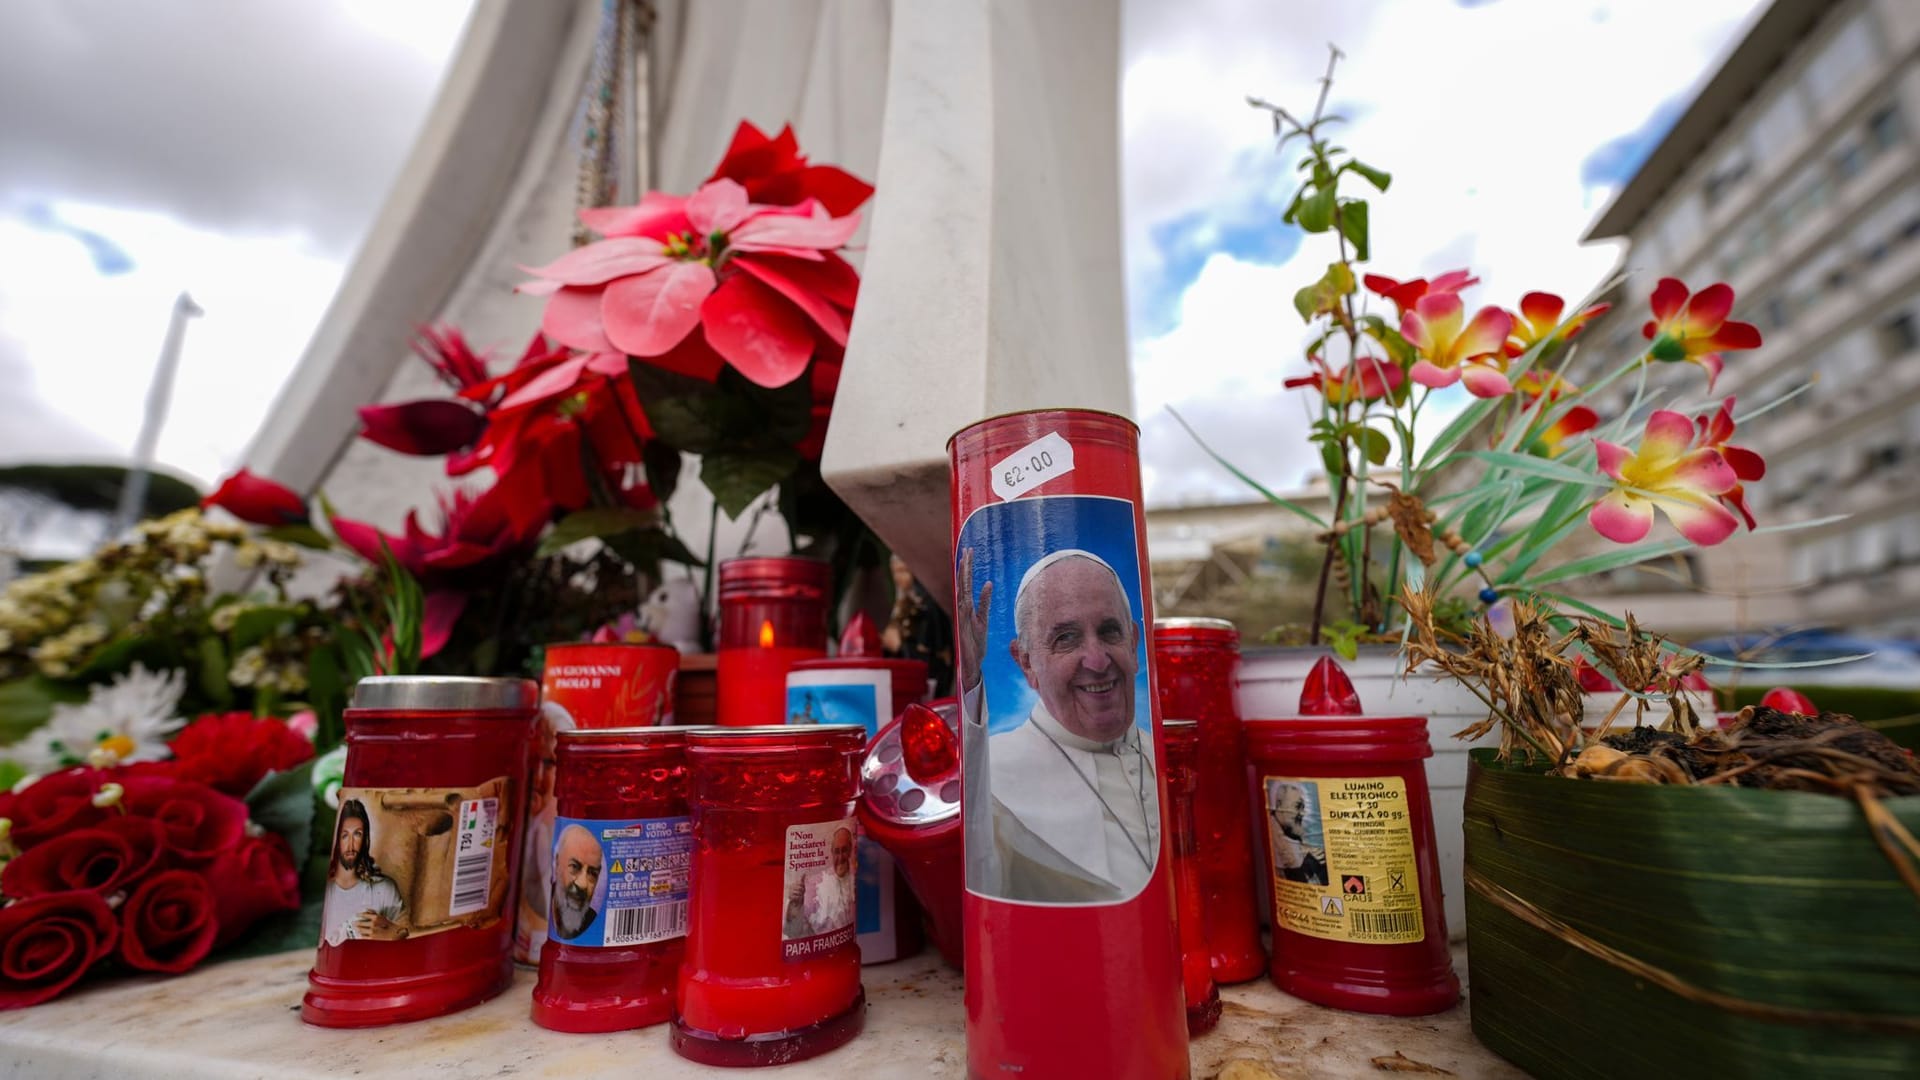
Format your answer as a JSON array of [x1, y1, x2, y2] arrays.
[[717, 556, 830, 728], [1162, 719, 1222, 1035], [949, 409, 1188, 1080], [1243, 657, 1458, 1016], [674, 724, 868, 1066], [1152, 617, 1266, 984], [531, 727, 695, 1032], [303, 677, 538, 1028], [858, 701, 965, 968]]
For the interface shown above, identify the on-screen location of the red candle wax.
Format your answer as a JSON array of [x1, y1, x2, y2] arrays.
[[531, 727, 695, 1033], [673, 724, 867, 1066], [719, 644, 821, 727], [716, 556, 831, 728], [1163, 720, 1222, 1035], [303, 677, 538, 1028]]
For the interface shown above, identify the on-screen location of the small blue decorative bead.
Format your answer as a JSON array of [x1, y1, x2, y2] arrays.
[[1479, 587, 1500, 604], [1463, 550, 1484, 569]]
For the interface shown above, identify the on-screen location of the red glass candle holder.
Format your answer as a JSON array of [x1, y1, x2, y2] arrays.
[[1163, 720, 1222, 1035], [716, 557, 830, 728], [1154, 617, 1267, 984], [1243, 659, 1458, 1016], [303, 677, 539, 1028], [531, 727, 696, 1033], [673, 724, 868, 1066], [858, 701, 964, 968]]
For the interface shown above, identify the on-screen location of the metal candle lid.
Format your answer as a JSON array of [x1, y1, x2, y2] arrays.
[[716, 556, 831, 601], [1153, 617, 1239, 643], [349, 676, 539, 712], [861, 701, 962, 827], [556, 726, 706, 747]]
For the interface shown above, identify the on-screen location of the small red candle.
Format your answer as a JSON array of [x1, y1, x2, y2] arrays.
[[1162, 719, 1222, 1035], [303, 677, 538, 1028], [673, 724, 868, 1066], [1153, 617, 1267, 984], [716, 557, 830, 727], [531, 727, 695, 1033]]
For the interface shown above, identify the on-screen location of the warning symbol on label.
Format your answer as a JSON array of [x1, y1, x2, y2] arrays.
[[610, 860, 624, 874], [1388, 870, 1407, 892], [1320, 896, 1345, 916], [1342, 875, 1368, 896]]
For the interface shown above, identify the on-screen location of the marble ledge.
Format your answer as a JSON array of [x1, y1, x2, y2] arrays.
[[0, 945, 1521, 1079]]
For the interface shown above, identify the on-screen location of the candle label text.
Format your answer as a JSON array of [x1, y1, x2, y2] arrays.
[[547, 814, 692, 947], [780, 817, 858, 961], [322, 777, 513, 948], [1261, 774, 1425, 945], [990, 431, 1076, 502]]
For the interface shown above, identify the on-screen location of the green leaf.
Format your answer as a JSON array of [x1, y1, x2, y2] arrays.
[[642, 441, 683, 505], [1337, 199, 1369, 261], [1466, 450, 1610, 489], [1320, 440, 1345, 479], [0, 760, 23, 791], [1297, 185, 1336, 233], [701, 449, 801, 519], [0, 676, 87, 746], [245, 759, 318, 867], [263, 524, 333, 550], [1360, 426, 1391, 466], [198, 636, 233, 709], [229, 604, 300, 651], [603, 526, 704, 570], [536, 507, 663, 557], [1293, 262, 1356, 322], [1165, 407, 1326, 529], [1348, 160, 1391, 191], [1416, 396, 1503, 474]]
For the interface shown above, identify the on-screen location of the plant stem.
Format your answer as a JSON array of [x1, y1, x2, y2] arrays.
[[700, 499, 720, 650]]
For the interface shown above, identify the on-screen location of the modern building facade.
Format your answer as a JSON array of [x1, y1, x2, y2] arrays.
[[1579, 0, 1920, 636]]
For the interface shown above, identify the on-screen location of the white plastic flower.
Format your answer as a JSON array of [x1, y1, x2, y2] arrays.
[[11, 663, 187, 773]]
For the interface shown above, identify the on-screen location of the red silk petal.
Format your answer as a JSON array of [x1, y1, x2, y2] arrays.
[[356, 400, 485, 456], [736, 257, 850, 344], [603, 262, 716, 357], [542, 286, 618, 353], [520, 238, 671, 286], [699, 273, 816, 388], [1648, 278, 1688, 324], [1683, 282, 1735, 330]]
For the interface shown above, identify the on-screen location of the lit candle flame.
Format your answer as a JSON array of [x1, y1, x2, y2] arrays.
[[759, 619, 776, 648]]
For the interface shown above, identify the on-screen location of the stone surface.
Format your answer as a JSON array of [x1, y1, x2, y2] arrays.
[[0, 946, 1522, 1079]]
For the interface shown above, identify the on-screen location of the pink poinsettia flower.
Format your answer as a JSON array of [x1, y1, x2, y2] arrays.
[[1588, 410, 1740, 546], [520, 178, 861, 389], [1641, 278, 1762, 391], [1283, 352, 1404, 405], [1363, 269, 1479, 319], [1505, 291, 1610, 358], [1693, 397, 1766, 529], [1532, 405, 1599, 458], [1401, 293, 1515, 397]]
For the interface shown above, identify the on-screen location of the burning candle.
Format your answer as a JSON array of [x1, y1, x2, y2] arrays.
[[530, 727, 695, 1033], [716, 557, 830, 728], [303, 677, 539, 1028], [673, 724, 868, 1066], [1163, 719, 1222, 1035]]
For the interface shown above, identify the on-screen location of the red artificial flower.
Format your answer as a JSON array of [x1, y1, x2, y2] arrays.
[[1505, 291, 1610, 358], [1284, 352, 1404, 405], [1403, 293, 1515, 398], [1363, 268, 1479, 319], [355, 399, 486, 457], [117, 869, 218, 974], [167, 713, 315, 799], [1572, 657, 1619, 693], [204, 833, 302, 949], [413, 324, 492, 391], [708, 121, 876, 216], [0, 891, 118, 1009], [331, 482, 543, 587], [1692, 397, 1767, 530], [1759, 687, 1817, 715], [1532, 405, 1600, 459], [1641, 278, 1762, 391], [0, 817, 166, 900], [200, 468, 308, 527], [6, 768, 109, 849], [119, 776, 247, 867]]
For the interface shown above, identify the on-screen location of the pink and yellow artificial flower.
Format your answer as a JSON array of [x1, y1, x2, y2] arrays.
[[1588, 409, 1740, 546], [1284, 352, 1404, 405], [1505, 291, 1610, 358], [1693, 397, 1766, 529], [1401, 293, 1515, 397], [1363, 268, 1478, 319], [1641, 278, 1761, 391], [1532, 405, 1599, 458]]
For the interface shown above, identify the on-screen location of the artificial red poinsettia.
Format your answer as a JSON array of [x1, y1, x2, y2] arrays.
[[1641, 278, 1762, 391], [1363, 268, 1479, 319], [1505, 291, 1610, 358], [201, 469, 307, 527], [707, 121, 875, 216], [521, 178, 864, 390], [1692, 397, 1766, 530], [1284, 352, 1403, 404], [330, 482, 542, 588]]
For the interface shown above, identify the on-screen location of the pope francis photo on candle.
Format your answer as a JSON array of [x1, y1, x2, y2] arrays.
[[958, 544, 1160, 904]]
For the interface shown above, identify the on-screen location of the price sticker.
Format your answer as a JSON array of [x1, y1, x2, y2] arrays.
[[990, 431, 1075, 502]]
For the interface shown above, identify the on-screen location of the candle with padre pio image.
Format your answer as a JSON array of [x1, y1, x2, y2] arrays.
[[948, 409, 1188, 1080], [716, 557, 830, 727]]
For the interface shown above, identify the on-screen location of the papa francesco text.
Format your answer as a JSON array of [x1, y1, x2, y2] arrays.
[[1325, 781, 1407, 822]]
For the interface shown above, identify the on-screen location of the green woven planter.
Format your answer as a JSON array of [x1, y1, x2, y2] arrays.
[[1464, 749, 1920, 1078]]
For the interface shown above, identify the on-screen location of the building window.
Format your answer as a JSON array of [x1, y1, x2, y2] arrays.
[[1868, 105, 1903, 153], [1881, 313, 1919, 356], [1835, 141, 1867, 180], [1764, 294, 1791, 331], [1703, 159, 1751, 205]]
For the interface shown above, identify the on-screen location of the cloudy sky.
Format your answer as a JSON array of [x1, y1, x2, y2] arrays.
[[0, 0, 1762, 506]]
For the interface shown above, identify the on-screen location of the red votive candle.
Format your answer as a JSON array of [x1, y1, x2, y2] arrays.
[[303, 677, 539, 1028], [1243, 658, 1458, 1016], [717, 557, 830, 728], [1154, 617, 1267, 984], [531, 727, 695, 1032], [858, 700, 965, 968], [1163, 719, 1222, 1035], [673, 724, 868, 1066]]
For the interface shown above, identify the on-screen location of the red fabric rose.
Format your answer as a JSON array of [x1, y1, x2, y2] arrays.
[[117, 869, 218, 973], [167, 713, 315, 798], [6, 768, 108, 849], [1, 817, 166, 900], [0, 891, 118, 1009], [204, 833, 302, 949], [120, 777, 246, 865]]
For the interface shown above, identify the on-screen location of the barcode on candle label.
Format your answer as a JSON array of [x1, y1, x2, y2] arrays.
[[990, 431, 1075, 502], [606, 899, 688, 946], [449, 797, 500, 916]]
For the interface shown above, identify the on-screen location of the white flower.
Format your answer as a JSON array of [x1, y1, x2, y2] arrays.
[[11, 663, 187, 773]]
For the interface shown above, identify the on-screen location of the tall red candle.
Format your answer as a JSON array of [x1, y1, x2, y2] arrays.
[[303, 677, 538, 1028], [1162, 719, 1221, 1035], [531, 727, 695, 1033], [673, 724, 867, 1066], [716, 557, 830, 728], [1153, 617, 1267, 984], [1243, 658, 1458, 1016], [949, 409, 1188, 1080]]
